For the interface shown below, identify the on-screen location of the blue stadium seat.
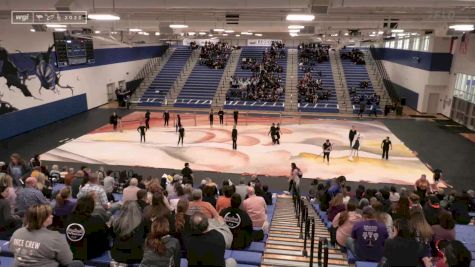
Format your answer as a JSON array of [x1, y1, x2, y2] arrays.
[[245, 242, 265, 253], [228, 250, 262, 266], [0, 256, 14, 266], [84, 251, 111, 266], [0, 240, 12, 257], [355, 261, 378, 267], [347, 250, 357, 264]]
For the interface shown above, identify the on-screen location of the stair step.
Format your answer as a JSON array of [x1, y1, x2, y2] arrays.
[[265, 248, 346, 259], [263, 254, 349, 266]]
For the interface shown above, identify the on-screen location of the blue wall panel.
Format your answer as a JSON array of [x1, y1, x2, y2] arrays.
[[384, 79, 419, 110], [372, 48, 452, 72], [0, 94, 88, 140]]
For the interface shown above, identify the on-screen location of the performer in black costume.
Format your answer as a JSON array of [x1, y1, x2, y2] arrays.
[[178, 126, 185, 146], [163, 110, 170, 127], [209, 109, 214, 127], [109, 112, 119, 130], [137, 123, 147, 143], [218, 109, 224, 125], [358, 102, 365, 118], [381, 136, 392, 160], [349, 126, 357, 147], [275, 123, 282, 145], [145, 110, 151, 129], [350, 136, 360, 159], [268, 123, 277, 144], [176, 114, 182, 133], [233, 109, 239, 125], [322, 139, 333, 164], [231, 125, 238, 150]]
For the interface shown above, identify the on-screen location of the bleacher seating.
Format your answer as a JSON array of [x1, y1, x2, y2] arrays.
[[339, 48, 381, 114], [138, 46, 192, 107], [224, 46, 287, 111], [297, 57, 339, 113], [174, 54, 229, 108]]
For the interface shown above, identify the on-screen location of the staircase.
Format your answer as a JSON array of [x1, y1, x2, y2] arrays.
[[212, 49, 242, 109], [284, 49, 299, 112], [131, 47, 175, 103], [164, 49, 201, 107], [362, 50, 392, 108], [329, 50, 352, 114], [262, 195, 349, 267]]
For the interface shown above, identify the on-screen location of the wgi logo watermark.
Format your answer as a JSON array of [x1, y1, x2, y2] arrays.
[[11, 11, 87, 24]]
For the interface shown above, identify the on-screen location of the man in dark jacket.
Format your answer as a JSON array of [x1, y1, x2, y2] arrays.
[[220, 194, 253, 249], [231, 125, 238, 150]]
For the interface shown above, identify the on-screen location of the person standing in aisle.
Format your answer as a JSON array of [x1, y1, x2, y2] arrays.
[[231, 125, 238, 150], [209, 109, 214, 127], [322, 139, 333, 165], [176, 114, 182, 133], [137, 123, 147, 143], [163, 110, 170, 127], [381, 136, 392, 160], [275, 123, 282, 145], [233, 109, 239, 125], [145, 110, 151, 129], [178, 126, 185, 146], [268, 123, 277, 144], [110, 112, 119, 131], [358, 102, 365, 119], [349, 126, 357, 147], [218, 109, 225, 125]]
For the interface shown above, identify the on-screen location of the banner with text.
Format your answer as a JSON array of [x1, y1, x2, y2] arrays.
[[247, 39, 282, 46], [182, 38, 219, 46]]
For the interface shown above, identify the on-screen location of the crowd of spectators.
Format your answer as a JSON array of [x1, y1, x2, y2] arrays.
[[297, 43, 331, 104], [341, 48, 366, 65], [298, 42, 330, 64], [0, 153, 274, 267], [198, 42, 232, 69], [226, 45, 286, 103], [309, 173, 475, 266]]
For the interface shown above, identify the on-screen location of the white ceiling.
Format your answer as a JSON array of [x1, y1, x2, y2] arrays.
[[1, 0, 474, 39]]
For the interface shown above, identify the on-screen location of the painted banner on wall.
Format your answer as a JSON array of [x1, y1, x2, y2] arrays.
[[247, 39, 282, 46], [182, 38, 219, 46]]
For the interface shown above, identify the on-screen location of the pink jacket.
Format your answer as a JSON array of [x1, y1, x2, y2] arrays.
[[332, 211, 362, 246], [243, 195, 267, 227]]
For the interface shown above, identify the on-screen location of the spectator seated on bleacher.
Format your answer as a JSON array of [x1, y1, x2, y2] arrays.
[[332, 198, 362, 247], [347, 206, 389, 262], [65, 195, 110, 261], [220, 193, 254, 249], [140, 216, 181, 267], [15, 177, 50, 217], [187, 211, 237, 267], [431, 211, 456, 242], [77, 174, 121, 221], [52, 187, 76, 230], [359, 80, 369, 89], [111, 201, 147, 265], [216, 185, 233, 213], [0, 184, 21, 240], [198, 41, 231, 69], [188, 188, 220, 219], [298, 42, 330, 64], [328, 193, 346, 221], [189, 41, 199, 50], [433, 240, 473, 267], [10, 204, 85, 267], [243, 186, 269, 236], [341, 48, 366, 65]]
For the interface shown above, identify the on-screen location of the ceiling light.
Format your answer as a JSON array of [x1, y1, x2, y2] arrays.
[[209, 34, 213, 37], [369, 34, 376, 37], [94, 30, 101, 34], [211, 37, 218, 40], [222, 33, 228, 36], [410, 32, 419, 36], [254, 33, 262, 37], [30, 29, 35, 32], [198, 32, 207, 35], [449, 24, 474, 31], [331, 33, 338, 37], [241, 32, 253, 35], [129, 28, 142, 32], [288, 25, 305, 29], [290, 33, 299, 37], [391, 29, 404, 33], [87, 14, 120, 21], [143, 32, 150, 36], [288, 29, 300, 33], [155, 32, 160, 36], [344, 32, 349, 36], [286, 14, 315, 21], [213, 29, 225, 32], [235, 34, 240, 37], [397, 33, 407, 37], [224, 30, 234, 33], [111, 31, 118, 34], [46, 24, 66, 28], [378, 31, 384, 35], [372, 31, 376, 34], [138, 31, 144, 35], [188, 32, 196, 36], [169, 24, 188, 29], [54, 28, 67, 32]]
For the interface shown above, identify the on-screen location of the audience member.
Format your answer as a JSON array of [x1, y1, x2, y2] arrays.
[[373, 201, 393, 237], [170, 198, 191, 256], [332, 198, 362, 247], [328, 193, 346, 221], [243, 186, 267, 229], [392, 196, 411, 220], [220, 193, 253, 249], [64, 168, 75, 186], [140, 216, 181, 267], [424, 195, 444, 225], [77, 173, 120, 220], [137, 189, 148, 211], [111, 201, 147, 264], [235, 177, 248, 202], [65, 195, 110, 261], [409, 209, 433, 257], [262, 184, 273, 205], [7, 153, 30, 187], [143, 191, 172, 223], [123, 178, 141, 202], [435, 240, 472, 267], [449, 192, 472, 224], [0, 184, 21, 239], [10, 204, 84, 267], [0, 173, 17, 214], [432, 211, 456, 241], [187, 211, 237, 267], [347, 206, 389, 262], [71, 170, 85, 198], [188, 189, 220, 219], [216, 185, 233, 213], [15, 177, 49, 216], [103, 170, 115, 201]]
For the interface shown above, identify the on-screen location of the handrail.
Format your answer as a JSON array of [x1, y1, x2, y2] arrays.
[[368, 46, 400, 106], [309, 217, 315, 267]]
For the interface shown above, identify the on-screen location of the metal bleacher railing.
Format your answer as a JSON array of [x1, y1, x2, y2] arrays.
[[367, 46, 400, 106]]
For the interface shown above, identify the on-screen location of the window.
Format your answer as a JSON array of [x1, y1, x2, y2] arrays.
[[403, 38, 410, 49], [413, 37, 420, 50], [384, 41, 390, 48], [397, 39, 403, 49], [454, 73, 475, 104], [421, 36, 430, 51], [389, 41, 395, 48]]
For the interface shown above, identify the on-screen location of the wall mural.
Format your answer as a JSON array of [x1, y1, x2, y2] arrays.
[[0, 45, 74, 115]]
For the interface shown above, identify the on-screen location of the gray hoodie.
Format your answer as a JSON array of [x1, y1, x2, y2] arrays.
[[9, 227, 73, 267]]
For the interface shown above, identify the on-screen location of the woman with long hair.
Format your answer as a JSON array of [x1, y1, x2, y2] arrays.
[[65, 195, 110, 261], [7, 153, 30, 187], [169, 183, 185, 211], [372, 201, 393, 237], [392, 196, 411, 220], [10, 204, 83, 267], [332, 198, 362, 247], [111, 201, 147, 264], [288, 162, 301, 196], [328, 193, 346, 221], [410, 208, 433, 258], [141, 217, 181, 267], [0, 173, 16, 214], [52, 187, 75, 230], [144, 192, 172, 222], [0, 184, 21, 239], [170, 198, 191, 256], [432, 211, 456, 241]]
